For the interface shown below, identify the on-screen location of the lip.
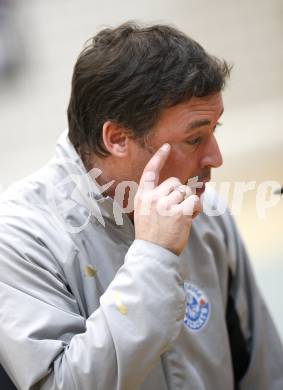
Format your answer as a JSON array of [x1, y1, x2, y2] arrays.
[[198, 177, 211, 189], [198, 176, 211, 185], [196, 176, 210, 195], [196, 185, 206, 196]]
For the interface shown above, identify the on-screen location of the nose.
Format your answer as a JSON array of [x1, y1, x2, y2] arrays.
[[200, 135, 223, 169]]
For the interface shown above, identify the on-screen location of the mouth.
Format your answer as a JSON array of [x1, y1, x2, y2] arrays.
[[195, 176, 211, 196], [196, 185, 206, 195], [200, 176, 211, 186]]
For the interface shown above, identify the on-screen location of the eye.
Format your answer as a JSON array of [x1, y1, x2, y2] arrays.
[[185, 122, 223, 146], [186, 136, 202, 146]]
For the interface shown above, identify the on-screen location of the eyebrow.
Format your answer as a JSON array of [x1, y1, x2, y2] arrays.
[[185, 108, 224, 133], [186, 119, 211, 131]]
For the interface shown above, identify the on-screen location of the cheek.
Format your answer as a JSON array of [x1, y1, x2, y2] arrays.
[[160, 144, 198, 182]]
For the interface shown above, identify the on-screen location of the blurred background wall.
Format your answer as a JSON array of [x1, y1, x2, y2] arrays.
[[0, 0, 282, 337]]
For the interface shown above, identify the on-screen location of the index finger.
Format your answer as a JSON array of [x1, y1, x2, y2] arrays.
[[139, 143, 171, 190]]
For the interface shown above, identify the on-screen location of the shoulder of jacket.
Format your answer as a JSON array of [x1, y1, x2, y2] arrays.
[[0, 173, 76, 274]]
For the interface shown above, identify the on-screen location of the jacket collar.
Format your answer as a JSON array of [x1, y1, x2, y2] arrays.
[[54, 131, 126, 225]]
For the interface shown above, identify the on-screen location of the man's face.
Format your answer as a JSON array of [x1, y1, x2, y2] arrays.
[[128, 92, 224, 197]]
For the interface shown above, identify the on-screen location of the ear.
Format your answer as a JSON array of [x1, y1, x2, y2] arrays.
[[102, 121, 130, 157]]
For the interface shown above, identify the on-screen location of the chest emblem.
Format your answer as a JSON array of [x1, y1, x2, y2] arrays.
[[184, 282, 210, 331]]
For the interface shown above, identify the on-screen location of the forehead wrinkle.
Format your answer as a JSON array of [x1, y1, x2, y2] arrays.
[[184, 106, 224, 134], [153, 94, 224, 137]]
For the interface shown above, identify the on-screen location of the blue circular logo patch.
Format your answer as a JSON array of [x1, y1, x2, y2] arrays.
[[184, 282, 210, 331]]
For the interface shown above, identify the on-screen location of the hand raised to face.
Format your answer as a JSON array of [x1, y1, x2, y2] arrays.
[[134, 143, 201, 256]]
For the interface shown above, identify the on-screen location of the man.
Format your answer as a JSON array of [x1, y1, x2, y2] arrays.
[[0, 22, 282, 390]]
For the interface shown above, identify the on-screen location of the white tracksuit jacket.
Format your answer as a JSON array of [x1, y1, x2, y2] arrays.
[[0, 132, 282, 390]]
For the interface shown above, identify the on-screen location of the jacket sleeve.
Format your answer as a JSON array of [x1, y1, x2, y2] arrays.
[[0, 213, 185, 390], [224, 211, 283, 390]]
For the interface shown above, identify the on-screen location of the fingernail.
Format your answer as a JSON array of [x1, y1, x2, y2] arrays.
[[161, 143, 170, 152]]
